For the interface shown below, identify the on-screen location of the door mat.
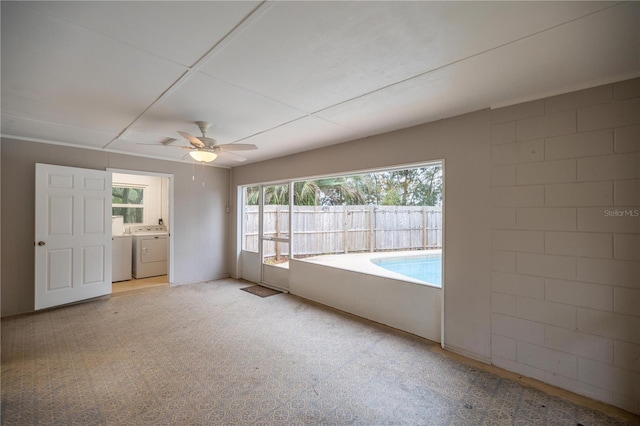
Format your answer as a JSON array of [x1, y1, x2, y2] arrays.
[[240, 285, 282, 298]]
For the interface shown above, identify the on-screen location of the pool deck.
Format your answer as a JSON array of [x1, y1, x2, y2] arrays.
[[293, 249, 442, 288]]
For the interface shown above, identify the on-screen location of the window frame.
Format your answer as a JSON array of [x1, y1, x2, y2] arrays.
[[239, 161, 444, 286], [112, 185, 146, 224]]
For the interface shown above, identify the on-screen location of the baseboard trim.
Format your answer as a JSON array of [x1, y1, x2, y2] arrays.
[[441, 343, 491, 364]]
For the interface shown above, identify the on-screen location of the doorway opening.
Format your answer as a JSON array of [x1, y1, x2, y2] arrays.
[[109, 170, 173, 294]]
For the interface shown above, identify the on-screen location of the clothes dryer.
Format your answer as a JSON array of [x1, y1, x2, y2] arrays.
[[131, 225, 168, 279]]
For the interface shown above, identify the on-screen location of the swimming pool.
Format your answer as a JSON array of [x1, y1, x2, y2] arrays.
[[372, 253, 442, 286]]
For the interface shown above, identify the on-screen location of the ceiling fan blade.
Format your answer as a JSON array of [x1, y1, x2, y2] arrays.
[[162, 138, 179, 145], [217, 150, 247, 162], [215, 143, 257, 151], [178, 131, 205, 148]]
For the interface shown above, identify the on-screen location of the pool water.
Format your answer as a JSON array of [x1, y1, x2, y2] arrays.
[[372, 254, 442, 286]]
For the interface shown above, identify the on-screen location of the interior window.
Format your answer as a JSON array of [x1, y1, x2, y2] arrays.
[[112, 186, 144, 224]]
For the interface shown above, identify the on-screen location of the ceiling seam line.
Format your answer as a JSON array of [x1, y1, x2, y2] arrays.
[[103, 1, 621, 151], [101, 0, 271, 150], [198, 73, 313, 117], [189, 2, 626, 123], [101, 68, 193, 149], [17, 1, 190, 68], [2, 134, 230, 168], [231, 117, 311, 143], [193, 3, 623, 123], [309, 1, 626, 117], [230, 114, 365, 145], [1, 113, 115, 135]]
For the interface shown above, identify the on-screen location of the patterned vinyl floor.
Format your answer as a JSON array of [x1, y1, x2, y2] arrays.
[[2, 279, 637, 425]]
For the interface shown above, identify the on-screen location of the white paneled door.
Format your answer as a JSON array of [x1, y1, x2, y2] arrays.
[[35, 164, 112, 310]]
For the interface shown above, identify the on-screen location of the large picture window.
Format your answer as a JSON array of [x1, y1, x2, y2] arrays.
[[240, 162, 443, 287], [112, 186, 144, 223], [291, 165, 443, 258]]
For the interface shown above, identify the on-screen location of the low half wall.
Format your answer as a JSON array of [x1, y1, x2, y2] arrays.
[[289, 259, 442, 342]]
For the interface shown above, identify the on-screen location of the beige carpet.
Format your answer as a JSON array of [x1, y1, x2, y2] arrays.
[[2, 278, 637, 425]]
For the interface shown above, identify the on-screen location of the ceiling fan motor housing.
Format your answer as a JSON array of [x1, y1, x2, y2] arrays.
[[197, 137, 217, 148], [196, 121, 211, 136]]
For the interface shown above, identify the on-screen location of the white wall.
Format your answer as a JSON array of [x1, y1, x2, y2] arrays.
[[0, 139, 230, 315], [489, 79, 640, 414], [231, 109, 493, 362]]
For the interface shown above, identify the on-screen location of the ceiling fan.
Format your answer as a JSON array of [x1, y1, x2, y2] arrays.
[[170, 121, 257, 163]]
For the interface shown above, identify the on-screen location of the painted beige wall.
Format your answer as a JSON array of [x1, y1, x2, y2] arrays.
[[0, 139, 2, 315], [1, 138, 230, 316], [231, 109, 494, 362]]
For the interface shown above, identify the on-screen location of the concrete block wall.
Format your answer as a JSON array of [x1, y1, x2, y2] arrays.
[[490, 78, 639, 414]]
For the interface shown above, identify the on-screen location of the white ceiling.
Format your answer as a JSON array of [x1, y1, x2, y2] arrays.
[[2, 1, 638, 167]]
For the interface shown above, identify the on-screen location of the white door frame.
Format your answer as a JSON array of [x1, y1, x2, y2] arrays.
[[239, 183, 291, 291], [107, 168, 174, 284]]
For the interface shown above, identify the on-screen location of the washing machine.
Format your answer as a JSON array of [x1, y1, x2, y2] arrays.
[[112, 235, 133, 282], [112, 216, 132, 282], [131, 225, 168, 279]]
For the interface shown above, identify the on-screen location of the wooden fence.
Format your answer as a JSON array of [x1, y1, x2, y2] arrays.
[[243, 205, 442, 258]]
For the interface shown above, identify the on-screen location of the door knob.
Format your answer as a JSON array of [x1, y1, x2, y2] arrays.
[[37, 241, 46, 246]]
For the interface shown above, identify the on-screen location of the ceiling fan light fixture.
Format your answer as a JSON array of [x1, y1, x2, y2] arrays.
[[189, 150, 217, 163]]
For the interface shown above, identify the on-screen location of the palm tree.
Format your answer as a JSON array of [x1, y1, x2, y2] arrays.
[[245, 165, 442, 207], [306, 177, 366, 206], [245, 185, 289, 205], [247, 179, 366, 206]]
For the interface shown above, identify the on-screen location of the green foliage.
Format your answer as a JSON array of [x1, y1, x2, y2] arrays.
[[378, 166, 443, 206], [112, 187, 144, 205], [112, 207, 143, 223], [244, 165, 442, 207], [112, 186, 144, 224]]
